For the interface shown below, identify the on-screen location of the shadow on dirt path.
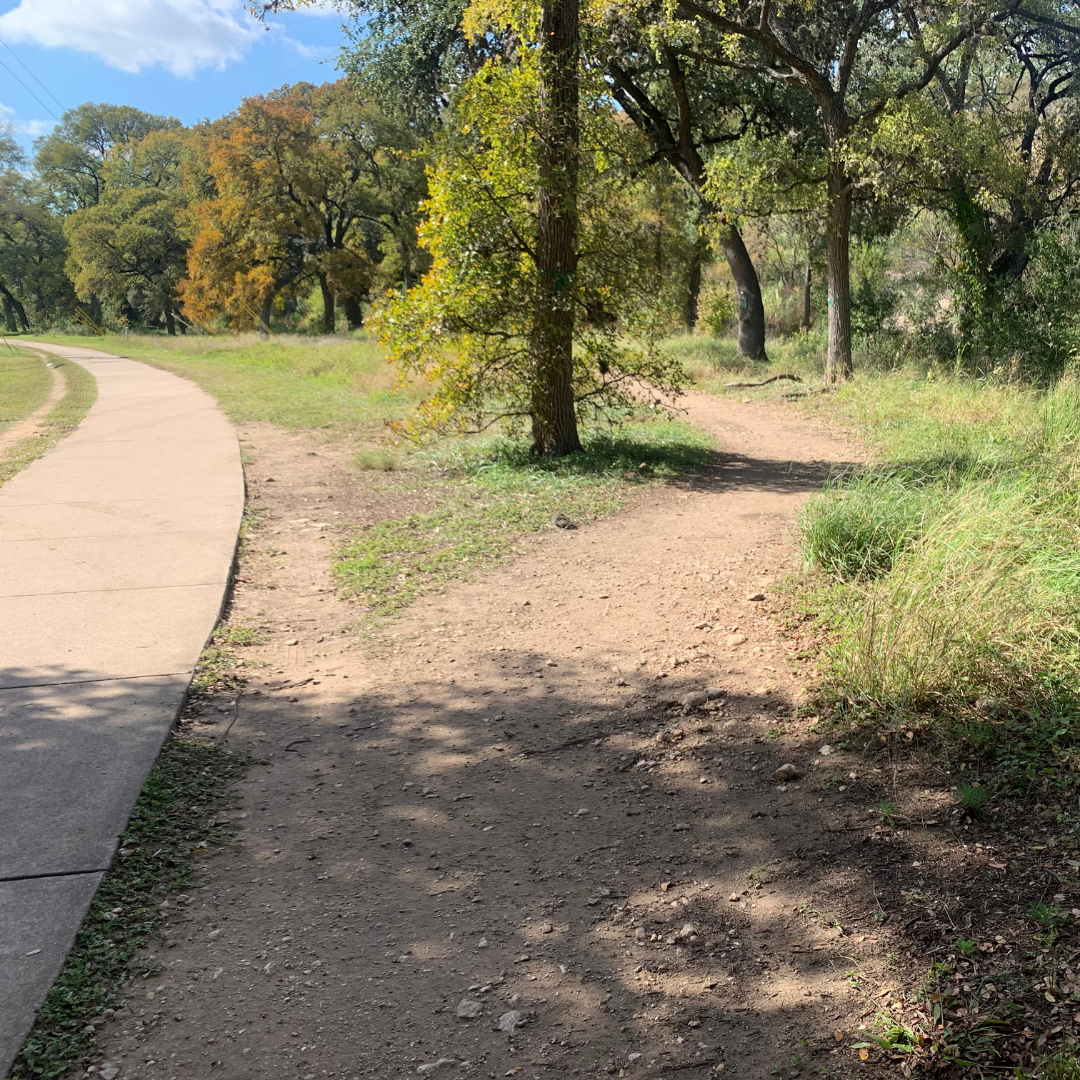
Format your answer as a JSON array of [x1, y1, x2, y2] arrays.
[[73, 394, 909, 1080]]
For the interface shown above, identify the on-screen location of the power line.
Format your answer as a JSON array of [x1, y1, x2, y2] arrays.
[[0, 36, 64, 114], [0, 53, 59, 122]]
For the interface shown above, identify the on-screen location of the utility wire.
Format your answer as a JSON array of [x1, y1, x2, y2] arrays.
[[0, 54, 59, 122], [0, 36, 64, 114]]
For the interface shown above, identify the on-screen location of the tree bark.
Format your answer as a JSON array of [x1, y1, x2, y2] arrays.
[[528, 0, 582, 457], [824, 159, 853, 381], [164, 300, 176, 336], [802, 263, 812, 331], [685, 234, 703, 332], [343, 296, 364, 330], [318, 273, 336, 334], [0, 292, 15, 334], [716, 220, 767, 360], [259, 294, 274, 337]]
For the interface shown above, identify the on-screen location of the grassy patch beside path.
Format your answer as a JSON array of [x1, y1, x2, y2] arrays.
[[336, 422, 714, 616], [0, 354, 96, 487], [35, 332, 423, 438], [0, 348, 50, 432], [10, 736, 250, 1080]]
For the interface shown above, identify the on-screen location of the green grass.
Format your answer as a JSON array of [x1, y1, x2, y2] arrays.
[[0, 347, 50, 432], [10, 736, 251, 1080], [335, 421, 715, 616], [34, 332, 424, 437], [0, 354, 97, 487], [790, 366, 1080, 776], [664, 330, 826, 392]]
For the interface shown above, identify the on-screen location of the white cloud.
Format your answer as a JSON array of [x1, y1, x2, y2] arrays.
[[0, 0, 261, 77]]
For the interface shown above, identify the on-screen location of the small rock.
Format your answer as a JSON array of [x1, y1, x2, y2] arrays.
[[456, 998, 483, 1019], [746, 593, 765, 602], [773, 764, 801, 782], [638, 463, 653, 475], [678, 923, 697, 939], [498, 1010, 523, 1032], [705, 687, 724, 700], [99, 1066, 120, 1080], [728, 892, 739, 902], [725, 634, 748, 648], [634, 927, 646, 940], [476, 938, 489, 948], [628, 1053, 643, 1063], [207, 928, 222, 939], [975, 695, 1001, 716], [615, 678, 627, 686], [539, 921, 555, 934], [673, 822, 691, 832], [545, 659, 557, 667], [657, 695, 680, 707], [552, 513, 575, 529], [818, 744, 835, 756], [285, 639, 299, 646], [680, 691, 709, 709]]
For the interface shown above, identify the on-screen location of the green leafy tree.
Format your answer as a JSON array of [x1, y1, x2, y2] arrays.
[[64, 129, 194, 334], [372, 52, 685, 447], [666, 0, 1007, 380]]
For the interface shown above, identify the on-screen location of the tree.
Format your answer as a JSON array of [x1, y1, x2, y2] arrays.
[[529, 0, 583, 455], [668, 0, 1005, 379], [35, 102, 181, 213], [372, 50, 686, 447], [64, 128, 193, 333], [183, 83, 426, 333]]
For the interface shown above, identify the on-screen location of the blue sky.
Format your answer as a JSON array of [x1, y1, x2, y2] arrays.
[[0, 1, 353, 154]]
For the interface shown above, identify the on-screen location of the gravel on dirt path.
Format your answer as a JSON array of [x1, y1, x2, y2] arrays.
[[87, 393, 885, 1080]]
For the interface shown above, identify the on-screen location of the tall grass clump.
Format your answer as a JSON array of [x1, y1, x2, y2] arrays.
[[799, 373, 1080, 721]]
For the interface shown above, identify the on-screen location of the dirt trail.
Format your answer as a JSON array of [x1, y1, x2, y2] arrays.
[[86, 394, 891, 1080]]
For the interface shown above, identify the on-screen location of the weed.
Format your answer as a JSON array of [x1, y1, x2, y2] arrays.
[[10, 736, 251, 1079], [1037, 1053, 1080, 1080], [353, 446, 398, 470], [955, 938, 979, 957], [956, 783, 991, 815], [1028, 900, 1069, 933], [873, 800, 901, 826]]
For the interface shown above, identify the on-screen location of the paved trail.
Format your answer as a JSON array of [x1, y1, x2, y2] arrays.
[[76, 391, 894, 1080], [0, 343, 243, 1074]]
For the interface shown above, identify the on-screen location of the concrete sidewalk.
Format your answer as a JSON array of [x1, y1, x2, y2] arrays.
[[0, 343, 244, 1072]]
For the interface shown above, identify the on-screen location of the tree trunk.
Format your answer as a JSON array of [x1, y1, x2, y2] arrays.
[[259, 294, 273, 338], [685, 234, 704, 332], [824, 159, 853, 381], [164, 301, 176, 336], [802, 263, 812, 331], [343, 296, 364, 330], [319, 272, 336, 334], [0, 292, 15, 334], [716, 220, 767, 360], [528, 0, 582, 457], [0, 286, 29, 332]]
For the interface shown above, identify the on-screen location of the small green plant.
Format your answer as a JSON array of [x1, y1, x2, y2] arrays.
[[353, 446, 398, 471], [1037, 1052, 1080, 1080], [213, 625, 265, 647], [1028, 900, 1069, 933], [873, 800, 901, 826], [954, 938, 979, 957], [747, 865, 767, 885], [956, 783, 991, 815]]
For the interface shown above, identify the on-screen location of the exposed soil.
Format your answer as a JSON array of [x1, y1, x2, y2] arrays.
[[78, 393, 1080, 1080]]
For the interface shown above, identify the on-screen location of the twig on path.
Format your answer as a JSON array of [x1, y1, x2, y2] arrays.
[[657, 1059, 720, 1074], [282, 737, 311, 753], [522, 734, 599, 756], [724, 374, 802, 388]]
